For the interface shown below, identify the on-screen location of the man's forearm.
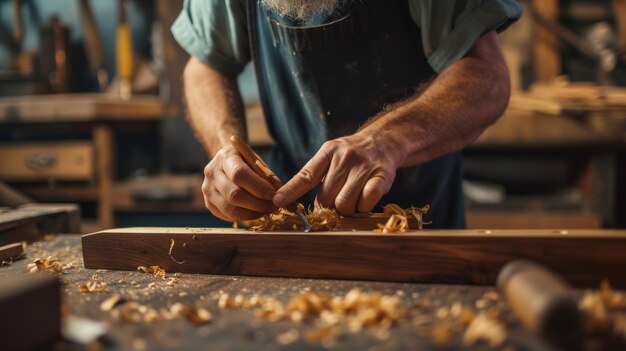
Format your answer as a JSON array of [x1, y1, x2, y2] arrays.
[[183, 57, 246, 157], [360, 32, 510, 168]]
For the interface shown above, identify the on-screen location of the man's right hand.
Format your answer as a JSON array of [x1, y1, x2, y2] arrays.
[[202, 146, 277, 221]]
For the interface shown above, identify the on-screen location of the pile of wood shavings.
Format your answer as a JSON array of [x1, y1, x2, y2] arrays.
[[218, 288, 404, 346], [244, 204, 340, 231], [374, 204, 430, 233], [25, 257, 74, 273], [100, 294, 211, 325]]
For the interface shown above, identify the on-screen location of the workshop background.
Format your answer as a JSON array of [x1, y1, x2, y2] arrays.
[[0, 0, 625, 232]]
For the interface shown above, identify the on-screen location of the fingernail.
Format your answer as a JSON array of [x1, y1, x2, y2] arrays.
[[264, 190, 276, 201], [273, 193, 286, 206]]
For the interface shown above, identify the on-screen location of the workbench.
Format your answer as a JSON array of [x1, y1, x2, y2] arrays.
[[0, 93, 164, 231], [0, 234, 589, 351]]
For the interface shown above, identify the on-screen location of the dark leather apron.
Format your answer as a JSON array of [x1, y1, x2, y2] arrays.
[[247, 0, 465, 228]]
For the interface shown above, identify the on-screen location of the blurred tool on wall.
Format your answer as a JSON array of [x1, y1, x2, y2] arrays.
[[116, 0, 132, 100], [78, 0, 107, 91], [39, 16, 71, 93]]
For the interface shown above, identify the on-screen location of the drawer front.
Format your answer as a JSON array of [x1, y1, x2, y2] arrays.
[[0, 142, 94, 181]]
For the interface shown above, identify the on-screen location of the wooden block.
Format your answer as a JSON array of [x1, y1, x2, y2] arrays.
[[82, 227, 626, 288], [0, 274, 61, 351], [0, 204, 81, 245], [0, 242, 24, 262]]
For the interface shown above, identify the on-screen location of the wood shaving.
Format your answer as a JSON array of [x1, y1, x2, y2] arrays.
[[276, 328, 300, 345], [170, 303, 212, 325], [304, 325, 339, 348], [104, 297, 211, 325], [244, 205, 339, 231], [462, 313, 507, 348], [137, 265, 166, 279], [431, 324, 454, 346], [101, 294, 125, 312], [25, 257, 73, 273], [217, 288, 403, 345], [168, 239, 186, 264], [374, 204, 430, 233], [78, 281, 108, 293], [600, 279, 626, 309]]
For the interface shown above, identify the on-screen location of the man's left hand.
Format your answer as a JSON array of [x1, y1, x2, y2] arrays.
[[272, 132, 403, 216]]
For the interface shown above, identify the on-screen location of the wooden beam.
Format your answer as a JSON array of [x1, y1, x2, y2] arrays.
[[82, 227, 626, 288], [532, 0, 560, 81]]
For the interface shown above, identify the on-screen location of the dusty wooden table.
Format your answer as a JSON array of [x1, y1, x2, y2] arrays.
[[0, 235, 572, 351]]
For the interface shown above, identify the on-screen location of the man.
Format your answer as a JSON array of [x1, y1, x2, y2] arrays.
[[172, 0, 522, 228]]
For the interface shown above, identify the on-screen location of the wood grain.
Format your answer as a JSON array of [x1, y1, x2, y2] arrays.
[[82, 227, 626, 288]]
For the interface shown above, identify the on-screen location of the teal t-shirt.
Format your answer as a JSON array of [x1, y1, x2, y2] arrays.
[[171, 0, 522, 76]]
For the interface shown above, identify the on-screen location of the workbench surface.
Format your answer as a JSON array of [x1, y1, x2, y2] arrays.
[[1, 235, 561, 351]]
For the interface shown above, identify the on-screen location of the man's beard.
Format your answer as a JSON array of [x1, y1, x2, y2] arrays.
[[259, 0, 348, 21]]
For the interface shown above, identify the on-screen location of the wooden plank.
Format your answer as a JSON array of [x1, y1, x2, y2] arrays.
[[532, 0, 560, 81], [82, 227, 626, 288], [0, 274, 61, 351], [0, 142, 94, 181], [0, 204, 81, 244], [0, 242, 24, 262], [0, 93, 163, 123]]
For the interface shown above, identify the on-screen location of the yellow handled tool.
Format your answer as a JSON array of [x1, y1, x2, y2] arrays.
[[116, 0, 133, 100]]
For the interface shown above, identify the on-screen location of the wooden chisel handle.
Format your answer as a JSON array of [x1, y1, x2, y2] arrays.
[[497, 260, 583, 348], [230, 135, 283, 190]]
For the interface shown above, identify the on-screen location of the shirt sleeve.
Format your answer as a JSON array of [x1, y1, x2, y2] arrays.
[[409, 0, 522, 73], [171, 0, 250, 76]]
